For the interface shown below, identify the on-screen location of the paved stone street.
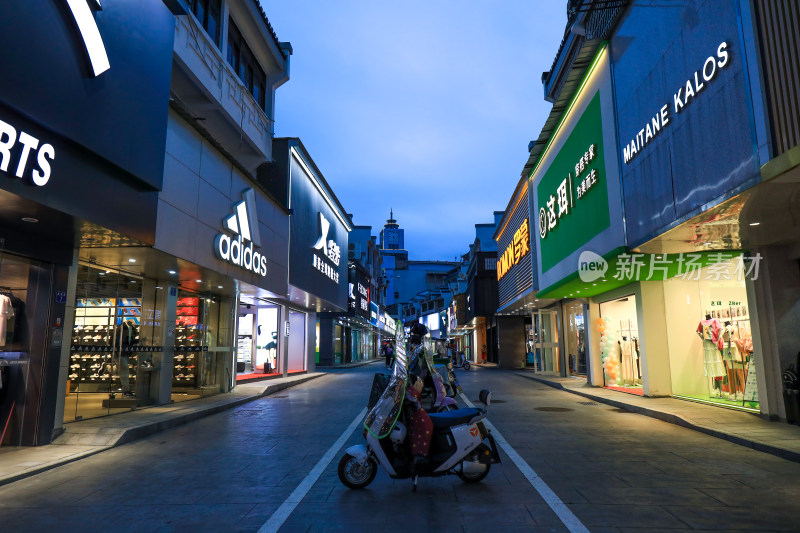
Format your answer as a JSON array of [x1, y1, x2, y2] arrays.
[[2, 366, 799, 532]]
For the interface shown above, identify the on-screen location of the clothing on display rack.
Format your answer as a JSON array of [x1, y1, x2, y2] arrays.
[[697, 317, 726, 378]]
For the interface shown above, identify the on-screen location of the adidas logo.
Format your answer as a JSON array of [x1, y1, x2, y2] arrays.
[[214, 189, 267, 277]]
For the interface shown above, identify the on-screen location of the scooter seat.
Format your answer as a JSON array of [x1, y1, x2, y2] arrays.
[[428, 407, 484, 429]]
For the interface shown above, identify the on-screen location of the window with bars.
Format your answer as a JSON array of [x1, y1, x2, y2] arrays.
[[227, 18, 268, 112], [186, 0, 221, 45]]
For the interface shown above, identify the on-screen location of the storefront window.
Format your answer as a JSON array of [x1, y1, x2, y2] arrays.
[[0, 253, 46, 445], [663, 256, 757, 410], [237, 298, 279, 377], [565, 301, 587, 375], [67, 264, 147, 421], [172, 289, 233, 400], [598, 295, 642, 394]]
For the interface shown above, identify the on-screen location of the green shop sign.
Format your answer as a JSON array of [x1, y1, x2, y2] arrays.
[[536, 91, 609, 272]]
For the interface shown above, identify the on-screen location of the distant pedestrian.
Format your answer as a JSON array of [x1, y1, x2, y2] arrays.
[[386, 344, 394, 370], [381, 343, 389, 368]]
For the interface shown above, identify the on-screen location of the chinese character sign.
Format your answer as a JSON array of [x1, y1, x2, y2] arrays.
[[535, 91, 610, 272], [497, 218, 531, 280]]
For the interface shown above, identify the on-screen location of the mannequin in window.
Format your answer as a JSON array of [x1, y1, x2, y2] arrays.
[[697, 314, 725, 397], [115, 320, 139, 398]]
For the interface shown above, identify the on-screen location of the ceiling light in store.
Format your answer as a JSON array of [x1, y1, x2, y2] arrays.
[[168, 270, 177, 275], [749, 222, 760, 226], [130, 280, 136, 283], [217, 285, 223, 289], [155, 286, 163, 289], [98, 272, 105, 276], [196, 279, 202, 283], [128, 258, 136, 263], [21, 217, 38, 223]]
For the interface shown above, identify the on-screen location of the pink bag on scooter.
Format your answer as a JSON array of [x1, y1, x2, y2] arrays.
[[406, 385, 433, 457]]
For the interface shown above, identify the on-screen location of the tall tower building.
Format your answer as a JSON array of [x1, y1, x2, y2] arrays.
[[379, 209, 407, 258]]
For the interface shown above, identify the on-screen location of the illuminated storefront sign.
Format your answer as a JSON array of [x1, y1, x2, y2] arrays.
[[312, 212, 341, 283], [538, 143, 600, 239], [622, 41, 731, 165], [497, 218, 530, 280], [536, 91, 611, 272], [0, 117, 55, 186], [214, 189, 267, 276]]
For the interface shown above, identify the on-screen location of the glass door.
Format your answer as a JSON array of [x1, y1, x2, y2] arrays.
[[68, 265, 143, 422], [533, 309, 560, 373]]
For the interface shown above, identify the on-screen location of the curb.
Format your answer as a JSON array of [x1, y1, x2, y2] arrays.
[[516, 373, 800, 463], [316, 359, 384, 370], [0, 374, 325, 487]]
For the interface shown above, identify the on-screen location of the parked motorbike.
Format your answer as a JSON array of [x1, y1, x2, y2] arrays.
[[452, 351, 471, 370], [338, 322, 500, 492]]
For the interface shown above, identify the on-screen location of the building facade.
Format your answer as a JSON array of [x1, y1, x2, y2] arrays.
[[496, 0, 800, 422]]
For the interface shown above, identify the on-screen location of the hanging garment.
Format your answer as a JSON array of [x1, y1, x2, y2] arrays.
[[698, 319, 725, 377], [0, 295, 15, 347]]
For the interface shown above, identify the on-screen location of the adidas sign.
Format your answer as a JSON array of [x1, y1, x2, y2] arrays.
[[214, 189, 267, 277]]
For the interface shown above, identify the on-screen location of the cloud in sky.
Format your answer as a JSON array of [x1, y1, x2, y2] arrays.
[[262, 0, 566, 260]]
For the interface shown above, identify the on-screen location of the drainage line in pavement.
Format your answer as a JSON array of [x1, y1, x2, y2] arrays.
[[460, 393, 590, 533], [258, 407, 368, 533]]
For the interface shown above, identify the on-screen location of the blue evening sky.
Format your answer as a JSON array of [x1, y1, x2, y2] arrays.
[[262, 1, 567, 260]]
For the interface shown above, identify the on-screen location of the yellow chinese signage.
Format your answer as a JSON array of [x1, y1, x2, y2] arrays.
[[497, 218, 530, 280]]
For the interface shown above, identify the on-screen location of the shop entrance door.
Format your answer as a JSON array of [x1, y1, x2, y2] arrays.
[[67, 265, 144, 422], [533, 310, 560, 373], [287, 310, 306, 372]]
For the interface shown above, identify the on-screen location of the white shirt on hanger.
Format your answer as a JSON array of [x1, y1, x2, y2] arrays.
[[0, 295, 15, 347]]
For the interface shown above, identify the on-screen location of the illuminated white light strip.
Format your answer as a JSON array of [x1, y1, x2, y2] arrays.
[[65, 0, 110, 76]]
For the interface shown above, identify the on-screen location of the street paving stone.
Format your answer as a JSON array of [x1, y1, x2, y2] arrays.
[[0, 366, 799, 531]]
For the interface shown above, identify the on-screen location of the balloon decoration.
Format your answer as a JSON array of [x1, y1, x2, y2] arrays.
[[597, 317, 621, 387]]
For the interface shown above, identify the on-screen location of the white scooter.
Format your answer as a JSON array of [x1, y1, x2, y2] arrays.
[[338, 323, 500, 491]]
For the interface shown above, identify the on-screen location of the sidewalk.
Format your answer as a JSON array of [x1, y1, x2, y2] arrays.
[[515, 372, 800, 462], [0, 372, 326, 487]]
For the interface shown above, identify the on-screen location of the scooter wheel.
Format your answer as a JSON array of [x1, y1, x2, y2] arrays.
[[464, 361, 471, 370], [457, 463, 490, 483], [338, 453, 377, 489]]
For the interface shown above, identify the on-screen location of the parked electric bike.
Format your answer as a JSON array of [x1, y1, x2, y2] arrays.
[[452, 351, 471, 370], [338, 321, 500, 492]]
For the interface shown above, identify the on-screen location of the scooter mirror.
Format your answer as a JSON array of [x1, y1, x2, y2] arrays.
[[479, 389, 492, 406]]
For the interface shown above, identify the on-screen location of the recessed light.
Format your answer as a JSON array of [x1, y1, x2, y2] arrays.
[[168, 270, 177, 275], [749, 222, 760, 226], [217, 285, 223, 289], [155, 286, 163, 289], [196, 279, 202, 283], [130, 280, 136, 283], [21, 217, 38, 223], [98, 272, 105, 276]]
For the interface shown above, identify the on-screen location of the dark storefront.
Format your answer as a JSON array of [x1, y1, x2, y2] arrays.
[[0, 0, 178, 445]]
